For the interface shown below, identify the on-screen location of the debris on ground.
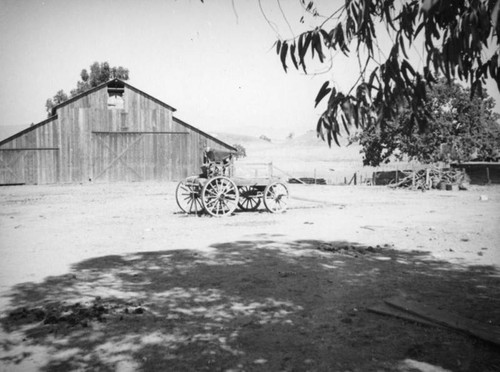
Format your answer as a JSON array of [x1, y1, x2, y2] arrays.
[[317, 243, 378, 256], [388, 167, 468, 191], [288, 177, 326, 185], [369, 296, 500, 346], [6, 300, 146, 330]]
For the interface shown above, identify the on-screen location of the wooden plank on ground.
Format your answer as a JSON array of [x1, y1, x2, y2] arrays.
[[368, 303, 446, 328], [385, 297, 500, 346]]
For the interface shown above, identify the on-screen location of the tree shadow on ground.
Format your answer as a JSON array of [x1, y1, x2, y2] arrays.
[[1, 237, 500, 371]]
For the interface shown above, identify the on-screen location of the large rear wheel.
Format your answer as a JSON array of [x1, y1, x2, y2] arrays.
[[175, 178, 204, 214], [202, 176, 239, 217]]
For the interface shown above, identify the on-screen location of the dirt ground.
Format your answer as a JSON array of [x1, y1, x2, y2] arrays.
[[0, 182, 499, 371]]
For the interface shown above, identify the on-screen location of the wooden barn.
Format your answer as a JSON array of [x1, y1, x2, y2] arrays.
[[0, 79, 235, 185]]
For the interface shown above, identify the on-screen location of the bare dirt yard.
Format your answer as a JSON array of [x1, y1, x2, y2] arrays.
[[0, 182, 499, 371]]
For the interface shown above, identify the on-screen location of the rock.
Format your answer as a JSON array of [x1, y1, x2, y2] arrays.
[[479, 195, 489, 201], [253, 359, 267, 365]]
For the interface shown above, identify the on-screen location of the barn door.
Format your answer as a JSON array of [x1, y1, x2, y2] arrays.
[[92, 133, 145, 182], [0, 150, 26, 184]]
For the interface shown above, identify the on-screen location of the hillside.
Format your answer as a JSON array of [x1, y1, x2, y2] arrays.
[[213, 130, 370, 183]]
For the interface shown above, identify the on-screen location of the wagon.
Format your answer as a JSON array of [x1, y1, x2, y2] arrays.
[[175, 148, 289, 216]]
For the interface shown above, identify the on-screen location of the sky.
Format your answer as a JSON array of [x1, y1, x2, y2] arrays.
[[0, 0, 499, 140]]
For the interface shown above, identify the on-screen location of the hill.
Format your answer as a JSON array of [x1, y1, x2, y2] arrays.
[[214, 130, 369, 183]]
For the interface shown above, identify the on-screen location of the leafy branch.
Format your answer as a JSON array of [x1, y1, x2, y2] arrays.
[[274, 0, 500, 146]]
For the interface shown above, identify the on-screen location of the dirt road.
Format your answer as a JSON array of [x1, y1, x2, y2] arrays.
[[1, 183, 499, 371]]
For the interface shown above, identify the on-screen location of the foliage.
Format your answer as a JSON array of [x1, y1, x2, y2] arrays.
[[45, 90, 68, 117], [232, 143, 247, 159], [351, 78, 500, 165], [274, 0, 500, 147], [45, 62, 129, 116], [70, 62, 129, 97], [259, 135, 272, 142]]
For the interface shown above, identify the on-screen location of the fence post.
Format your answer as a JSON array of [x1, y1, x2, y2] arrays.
[[314, 169, 317, 184], [486, 167, 491, 184], [268, 162, 273, 178]]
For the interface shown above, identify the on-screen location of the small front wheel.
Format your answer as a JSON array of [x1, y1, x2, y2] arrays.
[[263, 182, 289, 213], [202, 176, 240, 217]]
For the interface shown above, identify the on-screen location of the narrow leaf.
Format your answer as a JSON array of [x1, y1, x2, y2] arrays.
[[290, 43, 299, 69], [315, 81, 331, 107], [280, 42, 288, 72]]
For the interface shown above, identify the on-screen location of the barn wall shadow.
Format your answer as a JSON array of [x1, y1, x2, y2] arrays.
[[1, 237, 500, 371]]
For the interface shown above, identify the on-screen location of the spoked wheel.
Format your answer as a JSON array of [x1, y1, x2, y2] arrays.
[[237, 186, 262, 211], [175, 177, 204, 214], [202, 176, 240, 217], [263, 182, 289, 213]]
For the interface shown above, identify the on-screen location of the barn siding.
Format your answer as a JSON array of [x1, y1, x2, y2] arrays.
[[0, 80, 234, 185], [0, 117, 60, 185]]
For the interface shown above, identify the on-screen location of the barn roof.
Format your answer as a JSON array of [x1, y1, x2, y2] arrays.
[[0, 115, 58, 147], [50, 78, 177, 115], [173, 117, 236, 152], [1, 79, 235, 152]]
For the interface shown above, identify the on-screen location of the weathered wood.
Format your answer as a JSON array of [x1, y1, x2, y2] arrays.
[[93, 134, 144, 181], [0, 148, 59, 151], [272, 165, 306, 185], [0, 80, 235, 184], [91, 131, 188, 134], [385, 297, 500, 346], [368, 303, 446, 328], [0, 151, 25, 182]]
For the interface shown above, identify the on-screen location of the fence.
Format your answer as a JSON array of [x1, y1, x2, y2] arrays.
[[232, 160, 494, 187]]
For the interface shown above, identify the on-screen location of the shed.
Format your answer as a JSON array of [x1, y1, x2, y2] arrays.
[[451, 162, 500, 185], [0, 79, 235, 185]]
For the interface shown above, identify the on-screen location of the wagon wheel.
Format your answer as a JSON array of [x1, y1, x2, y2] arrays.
[[263, 182, 289, 213], [202, 176, 240, 217], [237, 186, 261, 211], [175, 178, 204, 214]]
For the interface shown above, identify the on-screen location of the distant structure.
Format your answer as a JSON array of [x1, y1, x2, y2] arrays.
[[0, 79, 235, 185]]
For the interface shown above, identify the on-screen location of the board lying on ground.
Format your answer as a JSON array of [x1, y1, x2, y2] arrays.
[[175, 149, 289, 216], [369, 297, 500, 346]]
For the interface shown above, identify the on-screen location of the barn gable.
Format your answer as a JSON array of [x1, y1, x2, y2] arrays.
[[0, 79, 235, 185]]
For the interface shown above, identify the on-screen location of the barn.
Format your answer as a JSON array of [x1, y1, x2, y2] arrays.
[[0, 79, 235, 185]]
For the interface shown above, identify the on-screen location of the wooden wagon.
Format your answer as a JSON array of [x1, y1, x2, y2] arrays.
[[175, 149, 289, 216]]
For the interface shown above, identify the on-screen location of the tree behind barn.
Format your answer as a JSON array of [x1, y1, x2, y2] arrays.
[[45, 62, 129, 116]]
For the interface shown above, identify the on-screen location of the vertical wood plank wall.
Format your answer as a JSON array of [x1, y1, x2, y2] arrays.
[[0, 83, 233, 184], [0, 117, 59, 184]]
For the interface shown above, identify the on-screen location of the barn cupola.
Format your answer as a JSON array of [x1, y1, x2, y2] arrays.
[[107, 79, 125, 109]]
